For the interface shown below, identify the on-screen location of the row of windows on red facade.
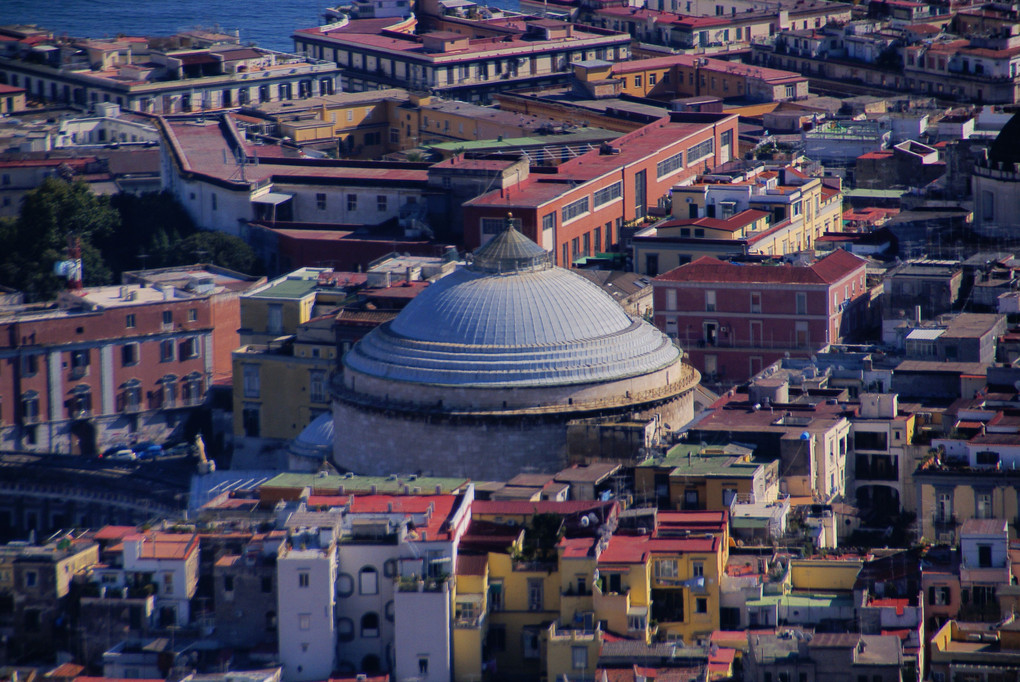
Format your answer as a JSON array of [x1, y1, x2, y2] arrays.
[[18, 337, 203, 382], [19, 372, 204, 422]]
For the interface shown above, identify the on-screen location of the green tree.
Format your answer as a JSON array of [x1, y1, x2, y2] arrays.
[[164, 231, 261, 274], [0, 177, 120, 300]]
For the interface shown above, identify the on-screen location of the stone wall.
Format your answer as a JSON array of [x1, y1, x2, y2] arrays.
[[332, 383, 696, 479]]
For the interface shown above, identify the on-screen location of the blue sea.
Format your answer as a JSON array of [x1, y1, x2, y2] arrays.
[[3, 0, 518, 53]]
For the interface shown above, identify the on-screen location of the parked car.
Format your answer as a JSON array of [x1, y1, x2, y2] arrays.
[[103, 446, 138, 462], [133, 442, 164, 459]]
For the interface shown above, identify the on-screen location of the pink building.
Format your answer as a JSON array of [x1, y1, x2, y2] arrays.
[[652, 249, 868, 384]]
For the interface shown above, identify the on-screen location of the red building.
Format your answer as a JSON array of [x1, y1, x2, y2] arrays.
[[652, 249, 868, 384], [463, 111, 739, 267], [0, 265, 263, 455]]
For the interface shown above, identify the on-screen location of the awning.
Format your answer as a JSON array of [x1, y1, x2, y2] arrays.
[[252, 192, 293, 206]]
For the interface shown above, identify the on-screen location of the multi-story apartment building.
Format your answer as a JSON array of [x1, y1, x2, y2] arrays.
[[292, 15, 631, 103], [652, 248, 868, 384], [633, 166, 844, 275], [584, 53, 810, 102], [8, 535, 99, 661], [0, 26, 341, 115], [685, 377, 852, 501], [250, 89, 569, 158], [277, 512, 341, 682], [851, 393, 916, 519], [212, 531, 284, 649], [93, 531, 200, 628], [597, 509, 729, 644], [463, 111, 740, 266], [0, 266, 262, 455], [158, 114, 432, 237]]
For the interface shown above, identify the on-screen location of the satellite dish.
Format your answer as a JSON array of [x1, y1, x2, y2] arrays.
[[580, 516, 591, 528]]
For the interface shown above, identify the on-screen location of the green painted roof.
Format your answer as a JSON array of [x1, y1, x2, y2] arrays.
[[638, 443, 762, 477], [842, 189, 906, 198], [745, 592, 854, 609], [250, 279, 319, 300], [262, 472, 470, 494]]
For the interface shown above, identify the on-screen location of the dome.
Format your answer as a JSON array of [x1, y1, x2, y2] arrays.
[[988, 112, 1020, 167], [343, 223, 680, 388], [288, 412, 335, 461]]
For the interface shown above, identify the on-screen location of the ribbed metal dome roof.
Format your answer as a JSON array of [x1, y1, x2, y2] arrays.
[[342, 225, 681, 387]]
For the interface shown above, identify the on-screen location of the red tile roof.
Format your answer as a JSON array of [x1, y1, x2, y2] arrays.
[[471, 500, 615, 516], [598, 533, 718, 564], [656, 248, 865, 285], [456, 554, 488, 576]]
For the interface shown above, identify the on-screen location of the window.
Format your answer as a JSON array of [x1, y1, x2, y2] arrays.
[[361, 612, 380, 638], [480, 217, 505, 235], [456, 600, 476, 623], [223, 575, 234, 592], [337, 617, 354, 642], [337, 573, 354, 597], [796, 292, 807, 315], [562, 197, 590, 223], [541, 212, 556, 232], [347, 194, 357, 211], [125, 313, 136, 329], [316, 193, 327, 210], [572, 646, 588, 671], [488, 624, 507, 652], [375, 194, 388, 212], [692, 561, 705, 578], [634, 75, 642, 87], [163, 310, 173, 326], [163, 573, 174, 594], [688, 138, 715, 163], [657, 150, 684, 178], [489, 580, 504, 611], [649, 73, 657, 85], [418, 657, 429, 675], [976, 492, 992, 519], [160, 340, 175, 363], [262, 576, 272, 593], [243, 365, 260, 398], [70, 350, 90, 377], [211, 194, 217, 211], [310, 371, 327, 403], [706, 290, 716, 312], [593, 181, 622, 208], [654, 559, 678, 579], [24, 571, 37, 588], [359, 566, 379, 595], [527, 578, 543, 611], [299, 613, 311, 630], [750, 292, 761, 313], [628, 612, 646, 631], [21, 392, 39, 424], [113, 342, 136, 367], [187, 308, 197, 322], [298, 572, 310, 588], [179, 337, 198, 359], [696, 597, 708, 613]]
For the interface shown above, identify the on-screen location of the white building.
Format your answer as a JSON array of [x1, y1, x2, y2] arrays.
[[158, 115, 429, 237], [334, 488, 473, 676], [95, 532, 200, 627], [276, 511, 341, 682]]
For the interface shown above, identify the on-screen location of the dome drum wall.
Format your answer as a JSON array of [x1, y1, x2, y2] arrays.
[[333, 384, 697, 480]]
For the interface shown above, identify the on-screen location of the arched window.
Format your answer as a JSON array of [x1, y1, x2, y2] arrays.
[[337, 573, 354, 598], [361, 612, 379, 638], [337, 617, 354, 642], [359, 566, 378, 595]]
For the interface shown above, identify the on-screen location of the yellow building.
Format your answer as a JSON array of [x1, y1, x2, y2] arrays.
[[255, 87, 573, 158], [633, 167, 843, 275], [596, 510, 728, 644], [635, 443, 779, 511], [789, 558, 863, 591]]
